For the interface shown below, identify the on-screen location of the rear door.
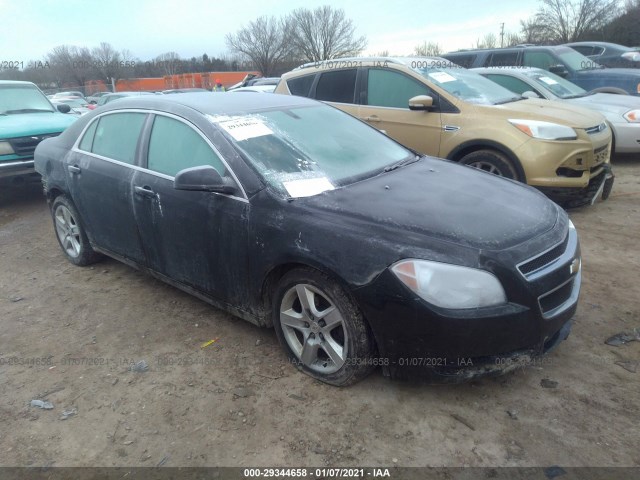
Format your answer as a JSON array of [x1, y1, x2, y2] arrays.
[[131, 113, 250, 305], [68, 111, 147, 263]]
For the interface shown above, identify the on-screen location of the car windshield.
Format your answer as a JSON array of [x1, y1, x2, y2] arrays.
[[208, 104, 414, 197], [414, 66, 521, 105], [0, 85, 55, 114], [556, 47, 603, 71], [523, 70, 587, 99]]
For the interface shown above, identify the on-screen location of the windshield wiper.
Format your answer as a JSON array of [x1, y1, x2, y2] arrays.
[[494, 96, 524, 105], [383, 155, 421, 173], [563, 93, 588, 99], [3, 108, 53, 114]]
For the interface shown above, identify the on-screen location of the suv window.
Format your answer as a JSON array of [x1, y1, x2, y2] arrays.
[[449, 54, 476, 68], [287, 75, 315, 97], [523, 51, 557, 70], [90, 113, 146, 164], [147, 115, 225, 177], [570, 45, 593, 56], [487, 51, 520, 67], [367, 69, 432, 108], [485, 74, 534, 96], [315, 69, 357, 103]]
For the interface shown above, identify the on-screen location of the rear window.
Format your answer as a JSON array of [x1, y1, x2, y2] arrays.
[[315, 69, 357, 103], [287, 75, 315, 97], [487, 51, 520, 67]]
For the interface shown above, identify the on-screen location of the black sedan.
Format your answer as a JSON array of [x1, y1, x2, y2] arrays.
[[34, 93, 581, 386]]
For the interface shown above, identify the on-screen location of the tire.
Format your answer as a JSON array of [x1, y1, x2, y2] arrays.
[[51, 195, 102, 266], [273, 268, 376, 386], [460, 149, 520, 180]]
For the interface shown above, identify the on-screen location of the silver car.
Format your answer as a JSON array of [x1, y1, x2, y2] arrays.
[[473, 67, 640, 155]]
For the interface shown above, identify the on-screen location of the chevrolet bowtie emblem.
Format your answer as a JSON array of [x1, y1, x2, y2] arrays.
[[570, 258, 581, 275]]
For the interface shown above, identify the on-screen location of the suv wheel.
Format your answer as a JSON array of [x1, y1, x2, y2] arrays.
[[460, 150, 519, 180]]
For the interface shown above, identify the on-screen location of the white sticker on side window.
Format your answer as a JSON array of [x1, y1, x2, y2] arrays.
[[538, 76, 558, 85], [218, 117, 273, 141], [283, 177, 334, 198], [428, 71, 456, 83]]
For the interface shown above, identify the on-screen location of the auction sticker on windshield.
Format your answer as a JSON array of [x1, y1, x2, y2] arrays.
[[428, 71, 456, 83], [283, 177, 334, 198], [217, 117, 273, 141]]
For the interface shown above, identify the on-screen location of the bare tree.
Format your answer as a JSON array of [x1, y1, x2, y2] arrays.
[[506, 32, 523, 46], [476, 33, 498, 49], [155, 51, 182, 76], [520, 18, 550, 43], [533, 0, 621, 43], [45, 45, 93, 90], [91, 42, 134, 88], [287, 6, 367, 61], [226, 16, 293, 76], [414, 41, 442, 56]]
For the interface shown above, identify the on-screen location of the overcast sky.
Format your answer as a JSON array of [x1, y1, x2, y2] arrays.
[[2, 0, 540, 61]]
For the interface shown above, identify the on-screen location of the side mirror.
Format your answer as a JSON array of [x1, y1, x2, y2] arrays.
[[89, 100, 97, 104], [522, 90, 541, 99], [56, 104, 71, 113], [408, 95, 434, 111], [174, 165, 236, 194], [549, 65, 569, 77]]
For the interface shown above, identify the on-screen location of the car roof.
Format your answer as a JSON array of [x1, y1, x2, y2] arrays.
[[564, 41, 624, 48], [97, 91, 320, 115], [294, 56, 448, 71], [0, 80, 38, 86], [445, 45, 569, 55], [472, 66, 543, 74]]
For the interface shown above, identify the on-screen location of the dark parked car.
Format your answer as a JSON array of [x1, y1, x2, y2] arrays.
[[443, 45, 640, 95], [564, 42, 640, 68], [34, 93, 581, 385], [96, 91, 153, 105]]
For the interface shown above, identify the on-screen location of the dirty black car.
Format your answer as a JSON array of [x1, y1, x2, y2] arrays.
[[34, 93, 581, 386]]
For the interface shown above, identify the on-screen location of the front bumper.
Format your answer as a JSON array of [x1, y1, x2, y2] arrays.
[[537, 165, 615, 208], [352, 225, 581, 383], [0, 158, 38, 180]]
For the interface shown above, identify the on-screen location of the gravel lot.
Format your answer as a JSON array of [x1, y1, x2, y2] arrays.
[[0, 159, 639, 468]]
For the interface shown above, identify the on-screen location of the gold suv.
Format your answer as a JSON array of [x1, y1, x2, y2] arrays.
[[275, 57, 614, 206]]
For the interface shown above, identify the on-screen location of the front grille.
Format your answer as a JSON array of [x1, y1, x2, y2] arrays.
[[539, 278, 575, 315], [8, 133, 60, 157], [585, 123, 606, 135], [518, 234, 569, 276]]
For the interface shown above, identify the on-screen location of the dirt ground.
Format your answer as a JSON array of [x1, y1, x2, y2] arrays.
[[0, 159, 639, 469]]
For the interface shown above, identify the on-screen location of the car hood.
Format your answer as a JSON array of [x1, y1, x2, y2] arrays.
[[568, 92, 640, 115], [0, 112, 77, 138], [492, 98, 606, 128], [297, 157, 559, 251]]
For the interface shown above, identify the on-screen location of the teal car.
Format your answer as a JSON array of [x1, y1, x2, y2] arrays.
[[0, 81, 77, 182]]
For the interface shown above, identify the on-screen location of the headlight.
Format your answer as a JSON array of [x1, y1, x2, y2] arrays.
[[391, 259, 507, 309], [623, 109, 640, 123], [508, 119, 577, 140], [0, 141, 15, 155]]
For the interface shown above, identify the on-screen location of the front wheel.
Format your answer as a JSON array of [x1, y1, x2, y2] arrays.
[[460, 149, 520, 180], [273, 268, 376, 386], [51, 195, 102, 266]]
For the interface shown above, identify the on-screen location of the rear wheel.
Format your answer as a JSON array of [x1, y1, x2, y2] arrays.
[[51, 195, 102, 266], [273, 268, 376, 386], [460, 149, 520, 180]]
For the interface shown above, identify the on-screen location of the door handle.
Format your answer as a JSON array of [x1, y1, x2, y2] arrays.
[[134, 185, 156, 198], [364, 115, 381, 122], [68, 165, 81, 174]]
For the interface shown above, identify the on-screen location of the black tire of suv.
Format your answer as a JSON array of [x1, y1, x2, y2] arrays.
[[460, 150, 520, 181]]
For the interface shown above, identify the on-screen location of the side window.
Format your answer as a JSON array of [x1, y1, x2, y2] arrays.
[[523, 51, 557, 70], [315, 69, 357, 103], [91, 113, 146, 164], [367, 69, 431, 108], [147, 115, 226, 177], [287, 75, 315, 97], [592, 46, 605, 56], [571, 46, 593, 56], [485, 74, 535, 95], [487, 51, 519, 67], [449, 54, 476, 68], [78, 119, 98, 152]]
